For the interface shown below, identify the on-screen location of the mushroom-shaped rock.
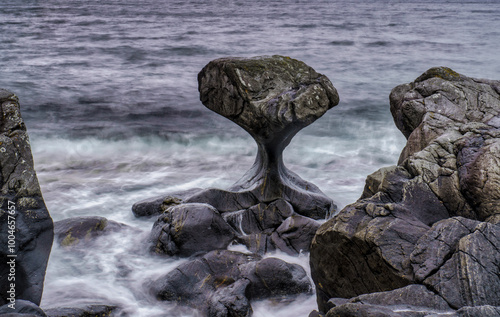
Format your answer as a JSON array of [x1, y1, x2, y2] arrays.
[[194, 55, 339, 219]]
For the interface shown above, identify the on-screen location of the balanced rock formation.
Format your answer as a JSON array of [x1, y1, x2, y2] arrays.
[[0, 89, 53, 309], [194, 55, 339, 219], [143, 56, 339, 259], [149, 249, 312, 316], [310, 67, 500, 314]]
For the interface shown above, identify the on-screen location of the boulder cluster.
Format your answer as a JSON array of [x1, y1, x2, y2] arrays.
[[310, 67, 500, 316]]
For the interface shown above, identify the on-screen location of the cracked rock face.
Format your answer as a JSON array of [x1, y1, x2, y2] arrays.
[[0, 89, 53, 307], [310, 68, 500, 314]]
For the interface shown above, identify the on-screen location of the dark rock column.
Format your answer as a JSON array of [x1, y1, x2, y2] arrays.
[[0, 89, 53, 308]]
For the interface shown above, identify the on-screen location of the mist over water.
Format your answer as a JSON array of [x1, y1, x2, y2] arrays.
[[1, 0, 499, 315]]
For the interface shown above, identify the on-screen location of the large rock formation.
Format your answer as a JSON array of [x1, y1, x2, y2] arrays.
[[195, 55, 339, 219], [0, 89, 53, 311], [142, 56, 339, 257], [310, 67, 500, 315]]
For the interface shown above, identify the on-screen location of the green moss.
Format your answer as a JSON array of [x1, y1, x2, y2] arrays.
[[416, 66, 461, 82], [61, 232, 79, 246], [97, 218, 108, 231]]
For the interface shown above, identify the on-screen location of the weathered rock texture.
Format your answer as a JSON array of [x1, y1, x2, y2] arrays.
[[143, 56, 339, 258], [44, 304, 117, 317], [149, 250, 312, 316], [325, 285, 455, 317], [0, 89, 53, 308], [310, 67, 500, 314]]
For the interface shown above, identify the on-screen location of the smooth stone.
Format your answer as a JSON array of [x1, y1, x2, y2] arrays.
[[149, 203, 236, 257], [131, 188, 202, 218], [44, 305, 117, 317]]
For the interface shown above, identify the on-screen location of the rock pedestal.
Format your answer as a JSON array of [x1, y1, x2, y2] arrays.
[[0, 89, 53, 309], [141, 56, 339, 258], [197, 55, 339, 218], [310, 67, 500, 315]]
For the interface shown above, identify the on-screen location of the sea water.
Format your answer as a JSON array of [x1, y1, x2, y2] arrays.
[[1, 0, 499, 315]]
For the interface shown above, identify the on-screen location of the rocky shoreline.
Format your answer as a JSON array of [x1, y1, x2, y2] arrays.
[[1, 58, 499, 317], [311, 67, 500, 317]]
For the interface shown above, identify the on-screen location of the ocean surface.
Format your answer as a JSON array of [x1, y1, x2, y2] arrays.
[[1, 0, 499, 316]]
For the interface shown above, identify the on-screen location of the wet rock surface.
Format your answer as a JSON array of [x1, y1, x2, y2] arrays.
[[131, 188, 202, 218], [325, 285, 454, 317], [149, 203, 236, 257], [44, 304, 117, 317], [149, 250, 312, 316], [0, 89, 53, 310], [54, 216, 126, 247], [310, 68, 500, 315]]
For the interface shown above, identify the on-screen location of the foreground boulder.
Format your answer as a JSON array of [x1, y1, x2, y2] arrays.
[[54, 216, 126, 247], [44, 304, 117, 317], [0, 89, 53, 309], [310, 67, 500, 314], [144, 56, 339, 257], [149, 203, 236, 256], [149, 249, 312, 316]]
